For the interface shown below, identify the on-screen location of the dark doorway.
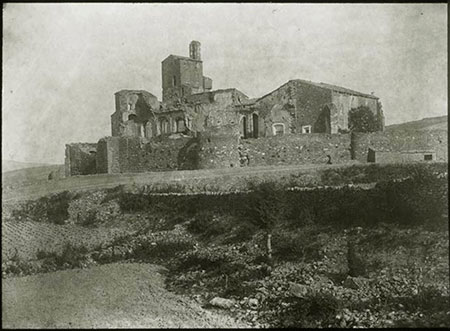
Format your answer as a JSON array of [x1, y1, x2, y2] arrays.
[[240, 116, 248, 139], [252, 113, 259, 138]]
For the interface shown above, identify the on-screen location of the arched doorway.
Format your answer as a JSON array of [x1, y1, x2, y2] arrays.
[[252, 113, 259, 138]]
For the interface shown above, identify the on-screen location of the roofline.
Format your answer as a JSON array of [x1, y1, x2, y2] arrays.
[[114, 89, 157, 97], [291, 79, 379, 99], [254, 79, 379, 103], [161, 54, 202, 63], [190, 88, 249, 99]]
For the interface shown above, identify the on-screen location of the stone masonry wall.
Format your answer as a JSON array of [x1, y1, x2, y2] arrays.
[[96, 136, 193, 174], [241, 133, 352, 167], [351, 130, 448, 163], [65, 143, 98, 176], [195, 125, 241, 169]]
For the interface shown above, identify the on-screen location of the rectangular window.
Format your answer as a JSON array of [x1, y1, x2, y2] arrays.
[[273, 124, 285, 136], [302, 125, 312, 134], [424, 154, 433, 161]]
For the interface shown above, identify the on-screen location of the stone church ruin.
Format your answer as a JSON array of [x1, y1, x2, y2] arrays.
[[65, 41, 447, 176]]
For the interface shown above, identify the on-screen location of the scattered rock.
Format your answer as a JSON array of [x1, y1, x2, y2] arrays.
[[209, 297, 235, 309], [289, 282, 308, 298], [343, 276, 370, 290], [248, 298, 258, 309]]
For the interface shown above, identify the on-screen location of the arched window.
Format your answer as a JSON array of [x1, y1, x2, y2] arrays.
[[272, 123, 285, 136]]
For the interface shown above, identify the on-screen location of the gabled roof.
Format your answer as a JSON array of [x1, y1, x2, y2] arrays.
[[292, 79, 378, 99], [256, 79, 378, 103]]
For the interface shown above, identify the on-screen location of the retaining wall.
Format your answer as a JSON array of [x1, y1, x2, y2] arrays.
[[352, 130, 448, 163], [241, 133, 352, 166]]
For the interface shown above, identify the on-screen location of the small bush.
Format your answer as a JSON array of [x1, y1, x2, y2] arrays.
[[272, 228, 323, 262]]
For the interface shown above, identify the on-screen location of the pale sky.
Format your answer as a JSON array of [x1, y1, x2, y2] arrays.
[[2, 3, 447, 164]]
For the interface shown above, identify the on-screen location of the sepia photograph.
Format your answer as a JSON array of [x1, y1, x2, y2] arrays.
[[2, 2, 448, 328]]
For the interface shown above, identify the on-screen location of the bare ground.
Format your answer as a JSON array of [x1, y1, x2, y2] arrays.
[[2, 263, 250, 328]]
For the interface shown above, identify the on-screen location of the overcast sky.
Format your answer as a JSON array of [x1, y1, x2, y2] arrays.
[[2, 3, 447, 164]]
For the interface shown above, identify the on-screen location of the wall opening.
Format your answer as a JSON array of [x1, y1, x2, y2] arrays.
[[144, 121, 152, 138], [176, 118, 186, 133], [172, 75, 177, 87], [302, 125, 312, 134], [160, 118, 170, 134], [240, 116, 248, 139], [128, 114, 137, 121], [252, 113, 259, 138], [424, 154, 433, 161], [272, 123, 285, 136]]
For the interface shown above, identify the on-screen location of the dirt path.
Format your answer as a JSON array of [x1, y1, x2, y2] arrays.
[[2, 263, 249, 328]]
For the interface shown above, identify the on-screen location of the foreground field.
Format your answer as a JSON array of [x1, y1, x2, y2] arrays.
[[2, 163, 448, 328], [2, 263, 248, 328], [1, 221, 125, 261]]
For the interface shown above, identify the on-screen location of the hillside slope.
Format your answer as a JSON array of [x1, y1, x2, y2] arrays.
[[2, 164, 65, 189], [1, 160, 56, 173], [386, 115, 447, 132]]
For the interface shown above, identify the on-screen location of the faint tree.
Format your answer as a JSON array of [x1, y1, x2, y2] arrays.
[[246, 182, 287, 261], [348, 106, 378, 132]]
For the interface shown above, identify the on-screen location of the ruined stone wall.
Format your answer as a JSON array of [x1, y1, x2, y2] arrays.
[[111, 90, 159, 137], [195, 125, 241, 169], [179, 58, 204, 94], [331, 91, 378, 132], [162, 56, 182, 103], [162, 56, 204, 103], [241, 133, 352, 167], [186, 89, 244, 132], [351, 130, 448, 163], [370, 150, 437, 163], [96, 136, 193, 173], [96, 137, 120, 174], [254, 81, 333, 136], [65, 143, 98, 176]]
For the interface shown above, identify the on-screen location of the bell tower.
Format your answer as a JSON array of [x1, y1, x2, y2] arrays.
[[189, 40, 201, 60]]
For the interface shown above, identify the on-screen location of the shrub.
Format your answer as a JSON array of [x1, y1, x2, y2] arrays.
[[271, 228, 323, 263], [132, 238, 193, 263], [349, 106, 378, 132]]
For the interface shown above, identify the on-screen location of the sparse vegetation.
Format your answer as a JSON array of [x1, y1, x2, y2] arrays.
[[2, 163, 448, 327]]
